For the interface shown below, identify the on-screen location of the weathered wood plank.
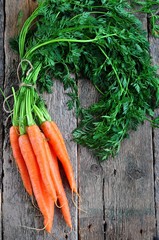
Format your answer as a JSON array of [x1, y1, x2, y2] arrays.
[[103, 121, 156, 240], [0, 0, 4, 239], [102, 12, 156, 240], [78, 12, 156, 240], [78, 80, 104, 240], [43, 81, 78, 240], [3, 1, 78, 239], [3, 1, 47, 240], [149, 33, 159, 237]]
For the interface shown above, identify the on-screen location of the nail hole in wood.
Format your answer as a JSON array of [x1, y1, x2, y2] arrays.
[[8, 159, 12, 163], [88, 224, 92, 230], [140, 229, 143, 235], [114, 169, 116, 176], [65, 234, 68, 239]]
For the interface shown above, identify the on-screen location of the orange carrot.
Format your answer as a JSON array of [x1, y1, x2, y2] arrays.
[[42, 180, 54, 233], [27, 125, 57, 202], [41, 121, 77, 194], [19, 134, 51, 230], [50, 121, 69, 157], [42, 135, 72, 228], [50, 150, 72, 229], [9, 126, 32, 196]]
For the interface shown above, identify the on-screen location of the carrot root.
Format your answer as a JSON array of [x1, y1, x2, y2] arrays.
[[19, 134, 53, 232], [42, 136, 72, 229], [10, 126, 33, 196], [27, 125, 57, 202], [41, 121, 77, 194]]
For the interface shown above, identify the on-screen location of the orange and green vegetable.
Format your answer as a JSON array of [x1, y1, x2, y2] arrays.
[[9, 0, 159, 233]]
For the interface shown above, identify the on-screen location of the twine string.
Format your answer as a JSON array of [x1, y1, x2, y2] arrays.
[[3, 94, 14, 114], [3, 59, 34, 114], [19, 82, 36, 89], [4, 112, 13, 126], [17, 59, 33, 83]]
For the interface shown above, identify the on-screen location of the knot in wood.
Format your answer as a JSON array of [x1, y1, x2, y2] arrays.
[[90, 164, 102, 175], [126, 164, 144, 180]]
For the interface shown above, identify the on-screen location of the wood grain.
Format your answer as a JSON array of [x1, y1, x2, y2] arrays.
[[2, 1, 159, 240], [78, 12, 157, 240], [100, 14, 157, 240], [3, 1, 46, 240], [103, 121, 156, 240], [149, 33, 159, 238], [102, 12, 156, 240], [0, 0, 4, 239], [78, 80, 105, 240], [43, 80, 78, 240]]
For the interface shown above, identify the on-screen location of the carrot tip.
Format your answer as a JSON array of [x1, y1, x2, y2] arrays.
[[71, 190, 87, 213], [30, 195, 40, 211], [66, 225, 73, 233], [19, 220, 49, 232], [74, 189, 81, 201], [55, 200, 66, 209]]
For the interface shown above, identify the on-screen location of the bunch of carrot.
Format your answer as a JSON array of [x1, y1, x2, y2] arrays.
[[9, 85, 77, 233]]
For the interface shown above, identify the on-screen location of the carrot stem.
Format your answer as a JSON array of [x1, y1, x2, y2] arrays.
[[19, 99, 26, 135], [26, 89, 35, 126], [33, 105, 46, 123], [12, 88, 21, 127], [40, 104, 51, 121]]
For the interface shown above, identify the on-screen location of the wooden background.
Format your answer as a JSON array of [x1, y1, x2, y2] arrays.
[[1, 1, 159, 239]]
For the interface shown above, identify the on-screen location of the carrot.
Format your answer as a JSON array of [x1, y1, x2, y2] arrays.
[[19, 134, 51, 231], [42, 134, 72, 228], [41, 179, 54, 233], [50, 121, 69, 157], [50, 150, 72, 229], [27, 125, 57, 202], [41, 121, 77, 194], [9, 126, 32, 196]]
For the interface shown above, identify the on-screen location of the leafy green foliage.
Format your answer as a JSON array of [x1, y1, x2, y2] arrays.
[[130, 0, 159, 37], [16, 0, 159, 160]]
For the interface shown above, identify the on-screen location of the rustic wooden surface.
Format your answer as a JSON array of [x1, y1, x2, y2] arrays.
[[149, 33, 159, 239], [0, 0, 4, 238], [1, 1, 159, 240]]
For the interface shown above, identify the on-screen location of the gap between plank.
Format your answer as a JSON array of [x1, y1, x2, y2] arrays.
[[102, 177, 106, 240], [77, 142, 80, 240], [147, 13, 158, 238], [152, 127, 158, 236], [1, 0, 5, 239]]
